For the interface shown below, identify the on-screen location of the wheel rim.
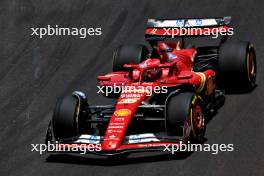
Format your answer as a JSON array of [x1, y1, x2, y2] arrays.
[[247, 49, 256, 82], [191, 104, 204, 138], [193, 105, 203, 130]]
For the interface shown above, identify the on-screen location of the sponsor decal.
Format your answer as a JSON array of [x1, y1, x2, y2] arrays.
[[128, 133, 160, 144], [121, 94, 141, 98], [129, 134, 141, 143], [108, 141, 117, 148], [107, 129, 122, 133], [109, 126, 124, 129], [195, 19, 203, 25], [109, 134, 116, 139], [175, 19, 184, 27], [138, 143, 164, 148], [148, 18, 221, 28], [75, 135, 100, 144], [124, 88, 150, 94], [118, 98, 138, 104], [114, 117, 125, 121], [185, 21, 191, 27], [110, 122, 125, 126], [114, 109, 131, 117]]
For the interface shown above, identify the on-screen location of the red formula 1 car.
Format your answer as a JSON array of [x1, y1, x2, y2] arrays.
[[45, 17, 256, 156]]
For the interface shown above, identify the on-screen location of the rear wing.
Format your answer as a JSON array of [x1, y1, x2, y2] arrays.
[[145, 16, 232, 40]]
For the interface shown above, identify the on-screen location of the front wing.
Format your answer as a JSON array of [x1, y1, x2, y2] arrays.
[[46, 133, 184, 156]]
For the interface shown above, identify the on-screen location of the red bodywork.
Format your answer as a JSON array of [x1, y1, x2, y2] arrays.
[[96, 41, 216, 151]]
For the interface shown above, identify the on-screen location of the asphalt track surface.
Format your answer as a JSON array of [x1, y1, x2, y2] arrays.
[[0, 0, 264, 176]]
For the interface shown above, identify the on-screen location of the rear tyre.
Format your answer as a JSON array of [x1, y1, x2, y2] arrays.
[[112, 44, 149, 71], [165, 92, 206, 142], [218, 41, 257, 92], [52, 96, 80, 140]]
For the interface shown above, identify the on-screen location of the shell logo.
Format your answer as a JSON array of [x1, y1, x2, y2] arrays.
[[114, 109, 131, 117]]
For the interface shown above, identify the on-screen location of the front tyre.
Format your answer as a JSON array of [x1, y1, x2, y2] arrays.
[[165, 92, 206, 143], [52, 96, 80, 140]]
